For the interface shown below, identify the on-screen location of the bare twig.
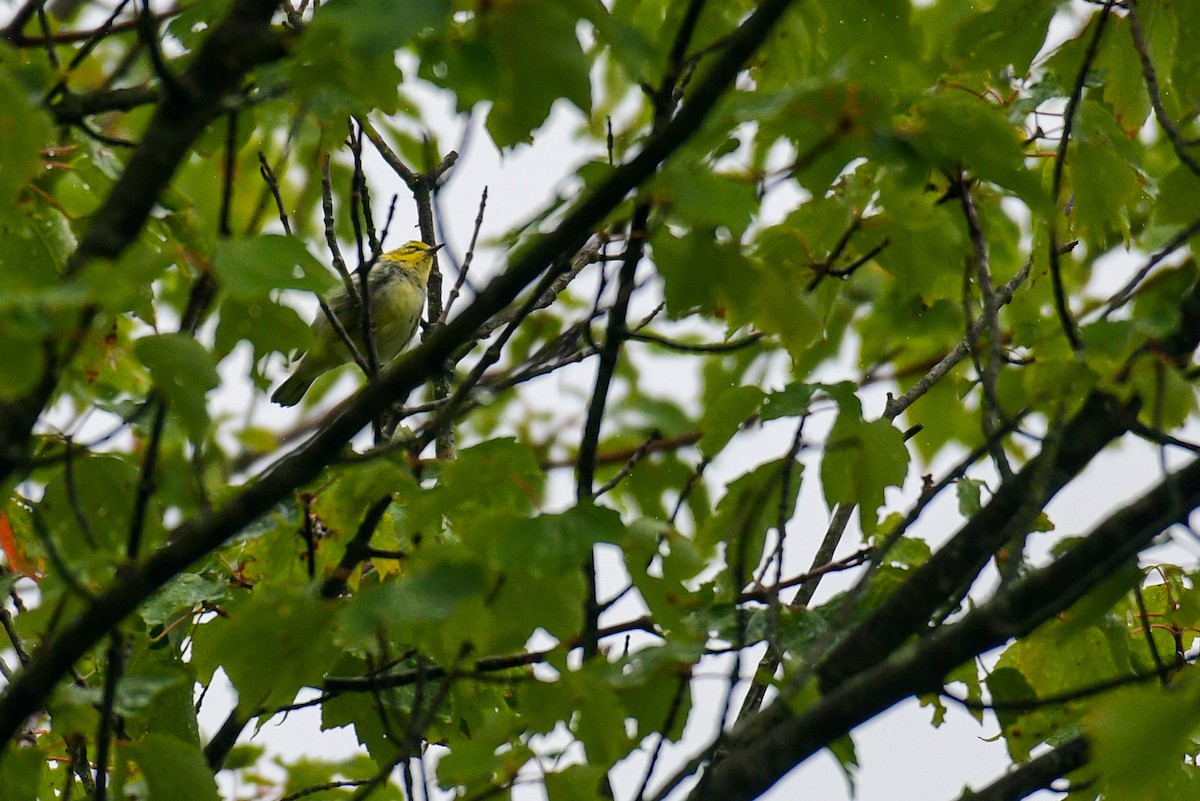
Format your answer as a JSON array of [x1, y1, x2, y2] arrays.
[[1048, 1, 1116, 350], [1127, 0, 1200, 178]]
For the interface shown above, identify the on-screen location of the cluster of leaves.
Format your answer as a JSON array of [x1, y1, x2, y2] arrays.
[[2, 0, 1200, 800]]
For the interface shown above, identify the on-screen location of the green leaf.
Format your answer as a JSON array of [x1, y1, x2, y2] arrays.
[[1127, 355, 1197, 430], [0, 746, 43, 801], [821, 410, 909, 534], [337, 548, 489, 662], [135, 334, 219, 441], [955, 477, 985, 518], [545, 763, 610, 801], [651, 228, 755, 321], [1068, 100, 1146, 248], [893, 92, 1048, 210], [125, 734, 218, 801], [762, 382, 817, 421], [658, 167, 759, 238], [699, 457, 800, 567], [1089, 684, 1200, 801], [872, 176, 967, 303], [946, 659, 984, 724], [141, 573, 229, 627], [288, 0, 449, 114], [983, 666, 1038, 754], [0, 64, 53, 204], [309, 0, 449, 57], [1095, 17, 1152, 136], [478, 0, 592, 147], [728, 251, 822, 360], [481, 505, 619, 643], [191, 587, 336, 709], [408, 438, 544, 534], [699, 385, 765, 458], [214, 296, 312, 361], [39, 453, 142, 558], [947, 0, 1062, 76], [1155, 165, 1200, 228], [213, 235, 335, 298]]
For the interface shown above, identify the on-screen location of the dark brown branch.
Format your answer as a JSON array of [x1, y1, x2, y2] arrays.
[[48, 85, 159, 125], [628, 330, 763, 353], [578, 218, 648, 662], [319, 494, 393, 599]]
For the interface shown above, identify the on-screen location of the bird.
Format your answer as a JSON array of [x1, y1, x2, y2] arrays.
[[270, 240, 442, 406]]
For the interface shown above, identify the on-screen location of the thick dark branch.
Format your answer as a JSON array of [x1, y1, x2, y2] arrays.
[[956, 736, 1089, 801], [0, 0, 801, 753], [689, 456, 1200, 801], [49, 85, 160, 126], [820, 391, 1136, 689], [816, 275, 1200, 692]]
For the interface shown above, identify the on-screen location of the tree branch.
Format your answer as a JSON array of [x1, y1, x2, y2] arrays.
[[687, 456, 1200, 801]]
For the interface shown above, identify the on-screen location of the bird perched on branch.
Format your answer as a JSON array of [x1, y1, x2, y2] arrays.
[[271, 240, 442, 406]]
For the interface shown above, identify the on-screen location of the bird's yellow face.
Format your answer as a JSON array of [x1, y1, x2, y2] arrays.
[[380, 240, 441, 282]]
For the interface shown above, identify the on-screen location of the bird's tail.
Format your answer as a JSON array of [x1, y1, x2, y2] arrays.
[[270, 371, 314, 407]]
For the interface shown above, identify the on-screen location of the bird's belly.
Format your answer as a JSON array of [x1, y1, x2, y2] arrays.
[[371, 288, 423, 360]]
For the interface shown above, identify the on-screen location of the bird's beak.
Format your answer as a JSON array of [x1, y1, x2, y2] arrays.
[[431, 243, 445, 253]]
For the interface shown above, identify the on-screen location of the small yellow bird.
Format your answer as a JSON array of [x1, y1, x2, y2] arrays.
[[271, 240, 442, 406]]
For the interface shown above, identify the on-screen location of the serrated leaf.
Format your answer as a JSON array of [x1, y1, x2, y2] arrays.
[[479, 0, 592, 147], [309, 0, 449, 57], [651, 228, 754, 321], [0, 746, 43, 801], [895, 92, 1048, 210], [125, 735, 218, 801], [821, 413, 909, 535], [141, 573, 228, 626], [1089, 684, 1200, 801], [191, 587, 336, 709], [699, 385, 765, 458], [699, 458, 800, 566], [213, 235, 335, 298], [214, 296, 312, 360], [955, 477, 985, 518], [947, 0, 1061, 76], [762, 382, 817, 421], [0, 66, 53, 203], [135, 334, 219, 440]]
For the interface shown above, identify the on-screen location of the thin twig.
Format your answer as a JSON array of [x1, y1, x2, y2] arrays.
[[593, 431, 663, 499], [440, 187, 487, 324], [1127, 0, 1200, 179], [1048, 1, 1116, 350]]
